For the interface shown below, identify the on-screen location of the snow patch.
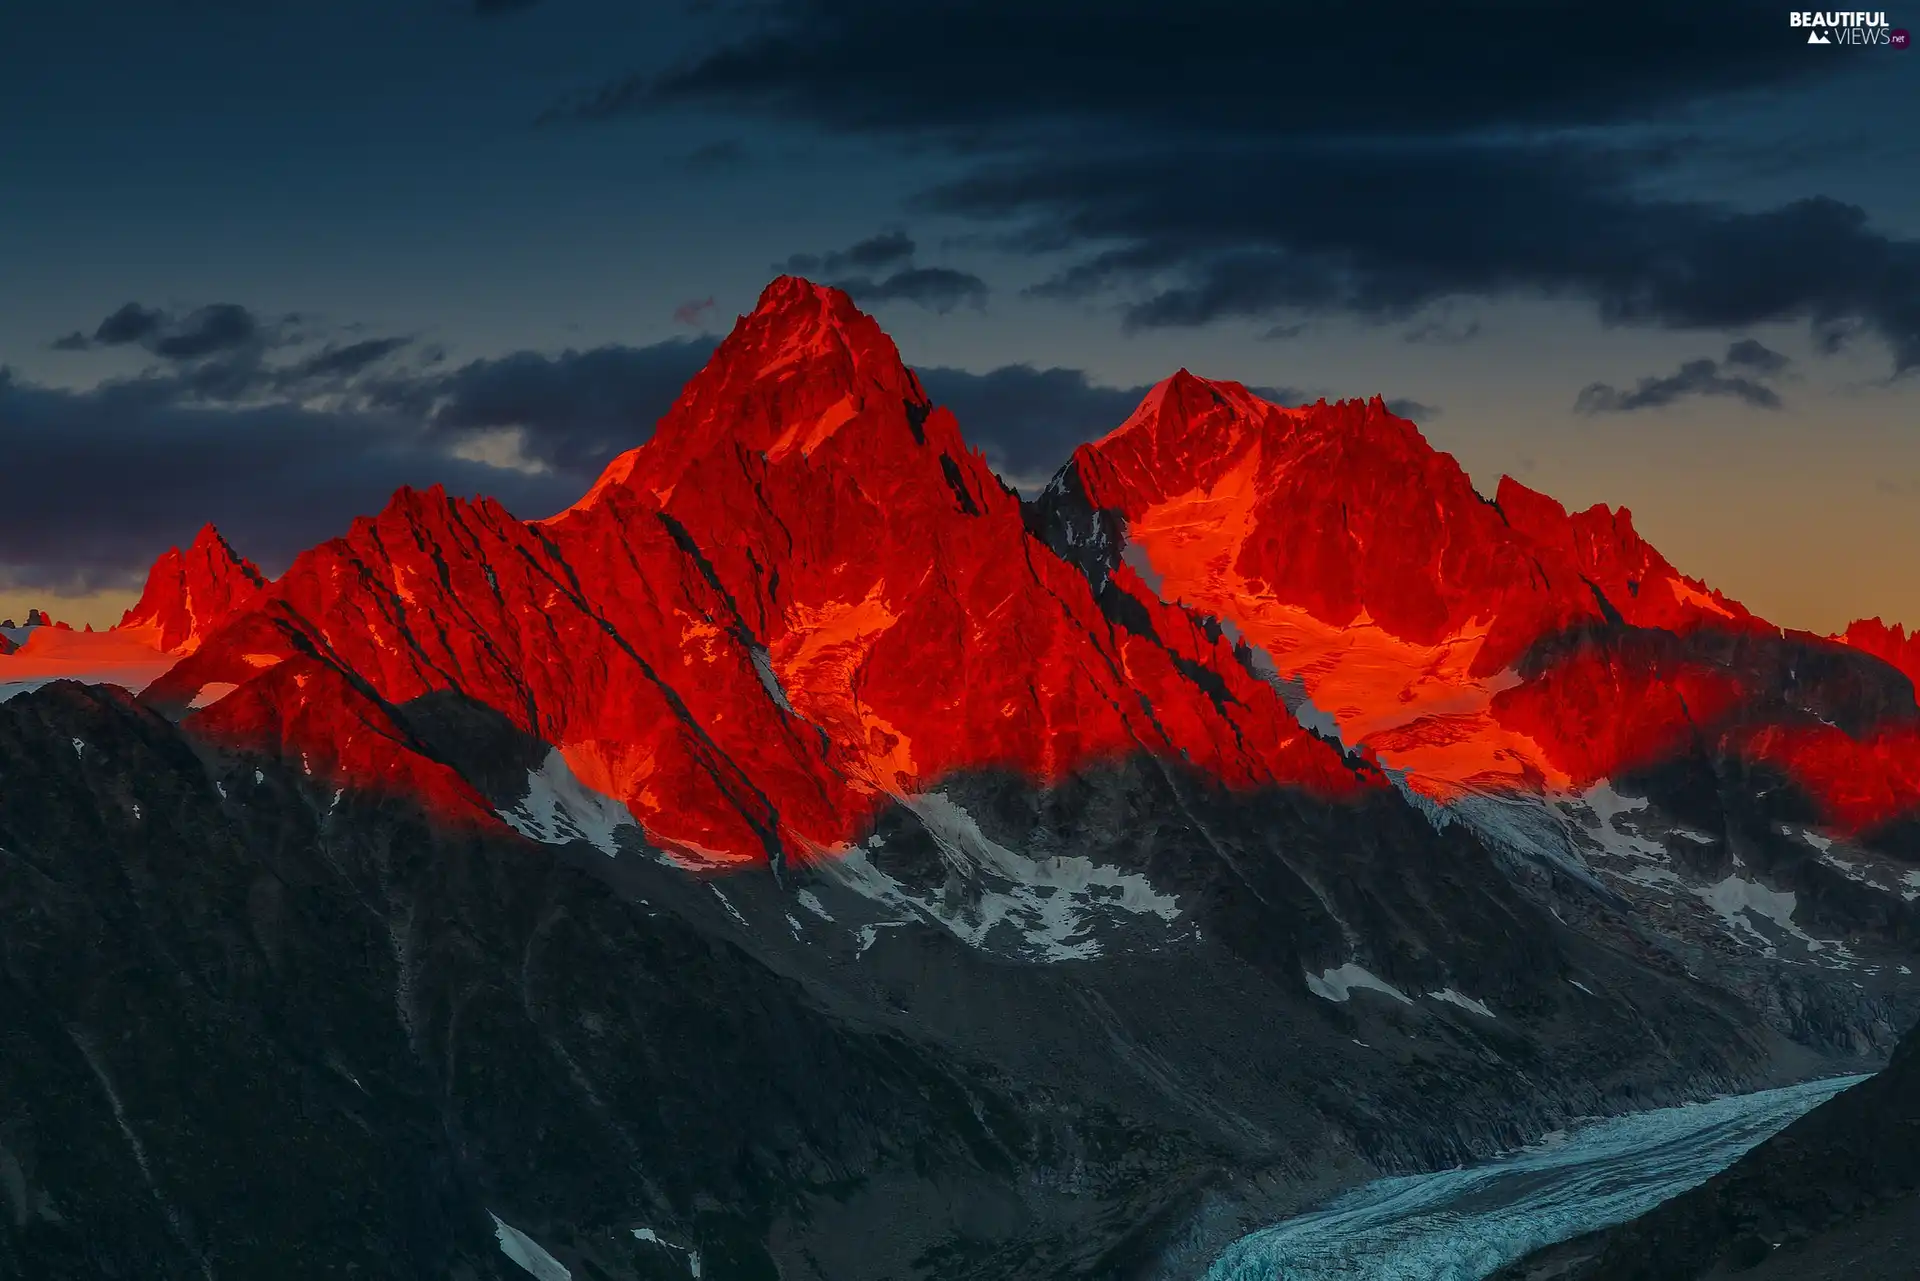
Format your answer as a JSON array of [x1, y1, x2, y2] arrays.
[[1696, 876, 1823, 956], [1575, 781, 1669, 861], [499, 749, 638, 858], [1569, 979, 1596, 996], [795, 888, 834, 922], [1428, 988, 1496, 1018], [1585, 779, 1648, 824], [489, 1213, 570, 1281], [1120, 541, 1166, 595], [1305, 963, 1412, 1006], [632, 1227, 702, 1277], [854, 920, 910, 955], [750, 645, 795, 715], [814, 792, 1182, 963], [710, 884, 750, 930], [187, 682, 239, 710]]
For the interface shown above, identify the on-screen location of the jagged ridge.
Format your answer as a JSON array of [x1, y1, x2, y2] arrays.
[[93, 277, 1920, 858]]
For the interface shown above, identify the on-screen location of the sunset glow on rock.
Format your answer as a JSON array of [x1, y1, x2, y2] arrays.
[[81, 279, 1920, 857]]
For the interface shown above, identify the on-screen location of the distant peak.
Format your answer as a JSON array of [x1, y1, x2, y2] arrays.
[[117, 524, 266, 655]]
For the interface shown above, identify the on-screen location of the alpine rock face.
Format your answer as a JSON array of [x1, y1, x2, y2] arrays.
[[3, 277, 1918, 1281], [115, 522, 268, 656], [145, 275, 1365, 859]]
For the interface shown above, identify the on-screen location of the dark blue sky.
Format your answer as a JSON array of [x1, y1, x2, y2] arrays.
[[3, 0, 1918, 631]]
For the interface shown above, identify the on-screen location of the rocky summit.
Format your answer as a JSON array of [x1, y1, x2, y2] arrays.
[[2, 279, 1918, 1280]]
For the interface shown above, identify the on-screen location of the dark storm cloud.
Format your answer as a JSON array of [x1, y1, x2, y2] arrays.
[[578, 0, 1824, 139], [1574, 340, 1791, 415], [150, 303, 260, 359], [1385, 398, 1440, 422], [0, 333, 714, 594], [0, 369, 579, 596], [92, 302, 167, 347], [780, 233, 990, 313], [912, 364, 1153, 480], [408, 340, 721, 475], [1724, 337, 1791, 374], [49, 301, 416, 403], [284, 336, 413, 382], [925, 146, 1920, 368], [56, 301, 275, 361], [565, 0, 1920, 372], [782, 231, 917, 276], [836, 266, 988, 313]]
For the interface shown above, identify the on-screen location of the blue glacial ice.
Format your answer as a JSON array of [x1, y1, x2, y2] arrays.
[[1208, 1073, 1867, 1281]]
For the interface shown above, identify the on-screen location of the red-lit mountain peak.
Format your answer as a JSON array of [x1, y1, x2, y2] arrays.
[[554, 275, 932, 519], [1077, 383, 1576, 664], [116, 522, 267, 655], [123, 281, 1920, 850], [149, 282, 1365, 863], [587, 286, 1354, 809]]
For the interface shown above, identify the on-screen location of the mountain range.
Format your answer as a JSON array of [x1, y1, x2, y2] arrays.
[[2, 277, 1917, 1279]]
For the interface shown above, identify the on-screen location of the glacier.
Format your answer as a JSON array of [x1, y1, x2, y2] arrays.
[[1208, 1073, 1866, 1281]]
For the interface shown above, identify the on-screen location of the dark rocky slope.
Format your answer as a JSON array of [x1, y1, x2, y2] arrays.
[[0, 679, 1852, 1280]]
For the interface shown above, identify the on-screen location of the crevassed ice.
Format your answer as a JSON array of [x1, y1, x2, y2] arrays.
[[489, 1212, 571, 1281], [1208, 1074, 1866, 1281]]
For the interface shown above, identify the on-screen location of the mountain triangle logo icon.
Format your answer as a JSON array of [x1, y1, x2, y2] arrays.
[[1808, 26, 1831, 40]]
